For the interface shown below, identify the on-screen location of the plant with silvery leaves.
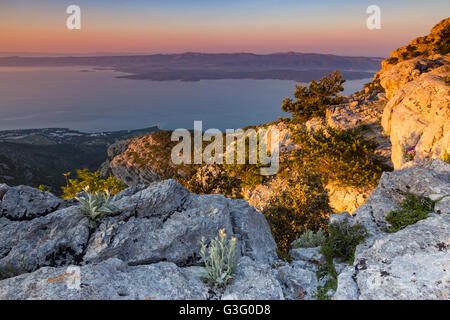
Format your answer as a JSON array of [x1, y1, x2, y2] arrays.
[[198, 229, 237, 287], [75, 186, 118, 228]]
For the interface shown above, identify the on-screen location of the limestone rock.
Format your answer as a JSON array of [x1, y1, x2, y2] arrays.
[[0, 185, 65, 220], [84, 179, 277, 266], [222, 257, 284, 300], [380, 55, 450, 169], [276, 261, 318, 300], [0, 206, 90, 275], [0, 258, 209, 300], [326, 182, 372, 214], [333, 159, 450, 300], [0, 179, 277, 284]]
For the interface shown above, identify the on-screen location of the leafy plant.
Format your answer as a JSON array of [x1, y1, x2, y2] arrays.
[[37, 185, 51, 193], [75, 187, 118, 228], [263, 168, 331, 252], [61, 169, 126, 199], [293, 126, 387, 188], [281, 70, 345, 121], [198, 229, 237, 287], [321, 221, 367, 265], [402, 145, 416, 162], [384, 193, 435, 233], [0, 264, 21, 280], [442, 150, 450, 164], [314, 260, 338, 300], [291, 228, 326, 249], [444, 76, 450, 86]]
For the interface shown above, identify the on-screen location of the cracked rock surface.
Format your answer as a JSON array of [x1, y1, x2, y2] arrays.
[[333, 160, 450, 300], [1, 161, 449, 300]]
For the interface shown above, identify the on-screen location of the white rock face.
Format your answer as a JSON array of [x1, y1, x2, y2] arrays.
[[381, 55, 450, 169], [333, 159, 450, 300]]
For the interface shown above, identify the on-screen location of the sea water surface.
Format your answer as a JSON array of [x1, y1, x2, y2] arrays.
[[0, 67, 370, 132]]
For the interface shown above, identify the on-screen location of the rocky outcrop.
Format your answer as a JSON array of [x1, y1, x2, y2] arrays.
[[333, 159, 450, 300], [1, 160, 449, 300], [0, 259, 210, 300], [99, 138, 161, 186], [0, 184, 67, 220], [0, 179, 329, 300], [0, 180, 277, 276], [325, 182, 372, 214], [380, 55, 450, 169], [359, 18, 450, 170], [375, 17, 449, 84]]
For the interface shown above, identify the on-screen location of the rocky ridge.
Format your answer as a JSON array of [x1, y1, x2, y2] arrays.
[[0, 179, 327, 300], [0, 160, 448, 299]]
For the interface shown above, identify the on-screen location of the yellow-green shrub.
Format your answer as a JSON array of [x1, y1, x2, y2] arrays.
[[61, 169, 126, 199]]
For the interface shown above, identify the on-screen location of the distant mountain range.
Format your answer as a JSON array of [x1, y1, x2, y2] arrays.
[[0, 52, 382, 82]]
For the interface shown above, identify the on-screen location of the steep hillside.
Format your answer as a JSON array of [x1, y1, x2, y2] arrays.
[[0, 127, 159, 193], [101, 18, 449, 223]]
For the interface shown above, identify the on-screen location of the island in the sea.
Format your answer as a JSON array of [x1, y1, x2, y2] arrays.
[[0, 52, 382, 82]]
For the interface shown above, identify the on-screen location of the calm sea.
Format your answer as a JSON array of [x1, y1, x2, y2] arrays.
[[0, 67, 370, 132]]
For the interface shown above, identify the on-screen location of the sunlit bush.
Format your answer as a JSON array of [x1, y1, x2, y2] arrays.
[[61, 169, 126, 199]]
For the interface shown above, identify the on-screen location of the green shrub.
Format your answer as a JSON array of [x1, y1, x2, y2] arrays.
[[384, 193, 435, 233], [293, 126, 387, 188], [281, 70, 345, 121], [314, 260, 338, 300], [321, 221, 367, 264], [61, 169, 126, 199], [263, 169, 332, 252], [0, 264, 21, 280], [75, 187, 118, 228], [291, 228, 326, 249], [198, 229, 237, 287], [402, 145, 416, 162], [442, 151, 450, 164], [444, 76, 450, 86], [37, 185, 51, 193]]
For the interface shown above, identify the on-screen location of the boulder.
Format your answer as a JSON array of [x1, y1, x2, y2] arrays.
[[84, 179, 277, 266], [0, 258, 209, 300], [333, 159, 450, 300], [0, 185, 65, 220], [222, 257, 284, 300], [0, 179, 277, 283]]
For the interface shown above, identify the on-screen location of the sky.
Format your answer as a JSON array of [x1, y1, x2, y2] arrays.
[[0, 0, 449, 57]]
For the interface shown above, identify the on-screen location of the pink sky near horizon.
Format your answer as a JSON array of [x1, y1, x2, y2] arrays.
[[1, 1, 448, 57]]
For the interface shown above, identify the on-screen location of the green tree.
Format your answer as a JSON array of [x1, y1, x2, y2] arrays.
[[281, 70, 345, 121], [263, 167, 332, 252], [61, 169, 126, 199], [292, 126, 387, 188]]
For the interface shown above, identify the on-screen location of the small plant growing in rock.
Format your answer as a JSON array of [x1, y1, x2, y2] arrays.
[[321, 221, 367, 265], [384, 193, 435, 233], [291, 228, 326, 249], [37, 185, 51, 193], [0, 264, 20, 280], [444, 76, 450, 86], [75, 186, 118, 228], [198, 229, 237, 287], [442, 150, 450, 164], [402, 145, 416, 162]]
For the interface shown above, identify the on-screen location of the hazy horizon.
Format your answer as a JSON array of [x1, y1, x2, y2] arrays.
[[1, 1, 449, 57], [0, 51, 386, 59]]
